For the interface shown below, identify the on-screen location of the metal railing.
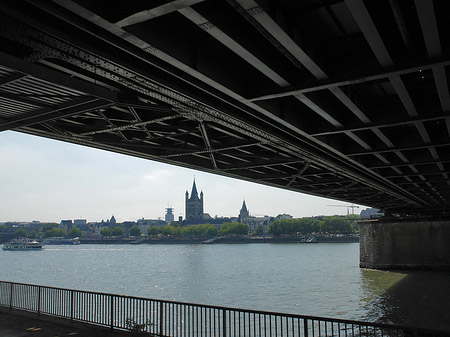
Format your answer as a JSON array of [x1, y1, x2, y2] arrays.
[[0, 281, 448, 337]]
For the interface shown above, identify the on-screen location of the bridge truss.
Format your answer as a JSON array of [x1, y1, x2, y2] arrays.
[[0, 0, 449, 216]]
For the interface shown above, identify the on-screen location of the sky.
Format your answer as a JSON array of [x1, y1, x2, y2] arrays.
[[0, 131, 368, 223]]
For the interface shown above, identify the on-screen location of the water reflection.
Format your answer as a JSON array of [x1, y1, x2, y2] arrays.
[[360, 269, 450, 331], [2, 244, 449, 331]]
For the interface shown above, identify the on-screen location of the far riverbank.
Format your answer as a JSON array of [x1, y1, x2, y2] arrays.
[[80, 235, 359, 244]]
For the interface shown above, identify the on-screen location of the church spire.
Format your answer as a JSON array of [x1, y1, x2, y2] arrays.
[[241, 200, 248, 212], [239, 199, 249, 222], [191, 179, 199, 199]]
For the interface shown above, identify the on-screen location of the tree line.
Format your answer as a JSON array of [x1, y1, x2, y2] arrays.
[[2, 216, 358, 240], [147, 222, 248, 238], [267, 216, 358, 236], [100, 225, 144, 237]]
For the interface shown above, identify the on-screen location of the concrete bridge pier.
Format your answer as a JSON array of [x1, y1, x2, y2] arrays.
[[359, 220, 450, 270]]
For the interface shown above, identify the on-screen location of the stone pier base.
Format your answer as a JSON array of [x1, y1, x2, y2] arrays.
[[359, 220, 450, 270]]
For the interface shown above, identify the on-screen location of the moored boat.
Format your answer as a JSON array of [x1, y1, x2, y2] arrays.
[[43, 237, 81, 245], [2, 238, 43, 251]]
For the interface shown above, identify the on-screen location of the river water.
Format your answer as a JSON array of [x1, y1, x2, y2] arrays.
[[1, 243, 449, 331]]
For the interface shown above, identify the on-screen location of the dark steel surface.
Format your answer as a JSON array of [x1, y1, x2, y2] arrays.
[[1, 281, 449, 337], [0, 1, 449, 216]]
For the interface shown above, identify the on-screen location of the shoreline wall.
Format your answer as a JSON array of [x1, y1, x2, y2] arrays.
[[80, 235, 359, 245]]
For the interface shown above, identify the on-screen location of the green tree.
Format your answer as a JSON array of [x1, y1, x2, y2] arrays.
[[43, 228, 66, 238], [268, 221, 282, 236], [68, 227, 82, 238], [220, 222, 248, 236], [268, 218, 323, 236], [321, 216, 352, 233], [146, 224, 219, 238], [202, 223, 218, 237], [29, 229, 39, 239], [182, 223, 218, 238], [0, 225, 9, 233], [129, 225, 142, 237], [100, 227, 112, 237], [41, 223, 57, 232], [111, 226, 124, 236], [347, 214, 360, 232], [147, 226, 160, 236], [161, 225, 181, 237], [13, 228, 27, 238], [254, 224, 265, 236]]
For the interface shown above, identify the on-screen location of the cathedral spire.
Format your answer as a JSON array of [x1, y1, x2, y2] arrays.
[[239, 199, 249, 222], [241, 200, 248, 212], [191, 179, 199, 199]]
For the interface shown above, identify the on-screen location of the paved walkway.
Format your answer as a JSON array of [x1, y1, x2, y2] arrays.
[[0, 308, 133, 337]]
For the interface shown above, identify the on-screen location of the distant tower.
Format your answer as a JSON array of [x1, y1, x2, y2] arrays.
[[185, 179, 204, 222], [239, 200, 249, 223], [110, 215, 117, 225], [165, 207, 174, 224]]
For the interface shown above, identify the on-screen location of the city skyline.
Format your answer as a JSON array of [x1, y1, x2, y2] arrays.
[[0, 131, 368, 223]]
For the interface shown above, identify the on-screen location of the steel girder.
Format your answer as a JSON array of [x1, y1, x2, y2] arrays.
[[0, 0, 449, 216]]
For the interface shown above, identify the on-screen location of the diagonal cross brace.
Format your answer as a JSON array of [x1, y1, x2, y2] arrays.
[[287, 161, 310, 187], [199, 121, 218, 170]]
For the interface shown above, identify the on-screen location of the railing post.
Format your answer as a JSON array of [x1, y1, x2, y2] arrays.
[[37, 286, 41, 317], [110, 294, 114, 331], [304, 318, 308, 337], [9, 283, 13, 311], [222, 309, 227, 337], [159, 301, 164, 337], [70, 290, 74, 322]]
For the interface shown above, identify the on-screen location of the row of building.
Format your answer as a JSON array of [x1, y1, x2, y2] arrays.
[[182, 179, 292, 233], [1, 180, 293, 237]]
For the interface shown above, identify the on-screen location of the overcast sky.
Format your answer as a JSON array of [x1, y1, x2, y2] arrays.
[[0, 131, 368, 223]]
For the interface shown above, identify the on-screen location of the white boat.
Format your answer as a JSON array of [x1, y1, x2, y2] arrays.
[[2, 238, 43, 251], [43, 237, 81, 245]]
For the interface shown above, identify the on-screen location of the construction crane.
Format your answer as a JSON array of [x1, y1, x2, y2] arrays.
[[327, 204, 360, 215]]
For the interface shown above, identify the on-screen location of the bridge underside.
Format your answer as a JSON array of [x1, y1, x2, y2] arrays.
[[0, 0, 449, 217]]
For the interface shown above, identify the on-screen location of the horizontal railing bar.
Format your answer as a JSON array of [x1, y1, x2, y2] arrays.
[[0, 280, 448, 336]]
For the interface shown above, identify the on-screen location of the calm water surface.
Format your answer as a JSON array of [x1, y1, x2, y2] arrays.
[[1, 243, 449, 330]]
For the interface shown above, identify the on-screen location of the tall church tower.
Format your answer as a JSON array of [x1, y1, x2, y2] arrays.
[[185, 179, 204, 222], [239, 200, 249, 223]]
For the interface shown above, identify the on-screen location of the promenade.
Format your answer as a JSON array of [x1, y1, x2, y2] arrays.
[[2, 280, 449, 337], [0, 308, 131, 337]]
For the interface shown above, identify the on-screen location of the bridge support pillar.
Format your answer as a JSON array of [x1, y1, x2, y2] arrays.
[[359, 220, 450, 270]]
